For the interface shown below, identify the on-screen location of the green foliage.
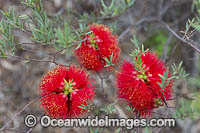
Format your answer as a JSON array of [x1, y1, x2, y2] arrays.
[[100, 0, 135, 18], [100, 104, 116, 114], [21, 0, 57, 44], [0, 7, 27, 31], [78, 100, 94, 113], [189, 18, 200, 31], [143, 30, 169, 57], [173, 93, 200, 120], [157, 69, 175, 89], [192, 0, 200, 14], [108, 21, 119, 33], [79, 12, 90, 23], [158, 62, 189, 89], [173, 99, 195, 120], [125, 104, 135, 112], [55, 21, 76, 48], [130, 35, 140, 49], [104, 53, 114, 67], [0, 1, 199, 132], [30, 5, 54, 44], [181, 18, 196, 40], [191, 93, 200, 118], [157, 62, 189, 104], [129, 35, 189, 108], [157, 68, 174, 89], [185, 19, 195, 33], [90, 127, 103, 133], [0, 0, 132, 57], [79, 12, 99, 24], [157, 68, 175, 104], [171, 61, 190, 79], [63, 79, 74, 89], [0, 6, 31, 55], [0, 19, 14, 55], [75, 24, 92, 49], [0, 0, 79, 51], [129, 35, 149, 73], [188, 77, 200, 89], [21, 0, 41, 8], [0, 7, 22, 55]]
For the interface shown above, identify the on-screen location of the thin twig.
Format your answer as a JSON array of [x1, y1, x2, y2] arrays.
[[0, 96, 41, 131], [118, 26, 131, 41], [161, 34, 173, 61], [4, 55, 53, 63], [19, 47, 52, 57], [165, 42, 178, 63], [134, 15, 200, 53], [159, 0, 173, 17], [158, 20, 200, 53], [96, 72, 106, 99], [175, 93, 194, 100], [26, 112, 44, 133], [51, 39, 87, 65]]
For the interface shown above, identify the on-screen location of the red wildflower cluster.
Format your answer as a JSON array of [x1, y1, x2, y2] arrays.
[[116, 51, 173, 116], [75, 24, 120, 71], [39, 65, 95, 118]]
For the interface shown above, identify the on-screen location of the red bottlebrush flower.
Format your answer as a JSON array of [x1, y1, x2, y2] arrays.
[[74, 24, 120, 71], [39, 65, 95, 118], [116, 51, 173, 116]]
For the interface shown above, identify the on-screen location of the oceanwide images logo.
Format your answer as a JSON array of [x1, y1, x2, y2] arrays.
[[24, 114, 176, 129]]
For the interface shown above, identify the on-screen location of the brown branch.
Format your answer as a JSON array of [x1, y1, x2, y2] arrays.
[[118, 26, 131, 41], [18, 45, 52, 57], [51, 39, 87, 65], [175, 93, 195, 100], [96, 71, 106, 99], [165, 42, 178, 63], [2, 20, 32, 35], [161, 34, 173, 61], [1, 39, 87, 66], [4, 55, 53, 63], [0, 93, 50, 132], [158, 20, 200, 53], [96, 69, 113, 98], [134, 17, 200, 53], [0, 96, 41, 131]]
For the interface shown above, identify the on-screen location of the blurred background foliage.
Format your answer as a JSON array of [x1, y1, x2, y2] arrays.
[[0, 0, 200, 133]]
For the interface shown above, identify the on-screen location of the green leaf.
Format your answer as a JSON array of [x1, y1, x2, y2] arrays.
[[108, 0, 115, 10], [127, 0, 135, 7], [104, 57, 110, 64], [130, 35, 140, 49], [100, 0, 131, 18], [171, 61, 189, 79], [100, 104, 116, 114], [75, 43, 82, 49], [78, 104, 88, 110], [110, 52, 113, 63], [125, 105, 135, 112]]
